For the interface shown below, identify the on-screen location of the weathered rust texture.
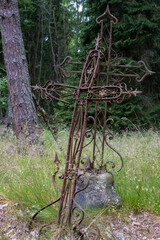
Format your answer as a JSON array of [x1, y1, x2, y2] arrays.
[[31, 5, 154, 238]]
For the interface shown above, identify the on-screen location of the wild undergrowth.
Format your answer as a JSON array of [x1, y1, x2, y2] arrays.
[[0, 128, 160, 224]]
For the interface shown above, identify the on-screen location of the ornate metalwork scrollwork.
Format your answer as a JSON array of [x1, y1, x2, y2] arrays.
[[31, 4, 154, 239]]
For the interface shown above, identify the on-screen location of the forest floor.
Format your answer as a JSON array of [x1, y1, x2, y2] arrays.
[[0, 194, 160, 240]]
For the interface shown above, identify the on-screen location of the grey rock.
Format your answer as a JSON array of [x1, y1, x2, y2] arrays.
[[75, 171, 121, 209]]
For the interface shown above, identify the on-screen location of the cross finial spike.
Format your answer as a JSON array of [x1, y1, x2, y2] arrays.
[[96, 4, 118, 25]]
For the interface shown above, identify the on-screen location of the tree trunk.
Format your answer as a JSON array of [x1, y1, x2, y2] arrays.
[[0, 0, 38, 137]]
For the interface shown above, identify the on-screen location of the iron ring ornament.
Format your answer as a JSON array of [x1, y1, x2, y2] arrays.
[[31, 4, 154, 239]]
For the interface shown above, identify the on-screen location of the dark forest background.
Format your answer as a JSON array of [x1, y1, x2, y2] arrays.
[[0, 0, 160, 130]]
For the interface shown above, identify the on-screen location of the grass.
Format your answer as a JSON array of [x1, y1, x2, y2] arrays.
[[114, 131, 160, 214], [0, 128, 160, 226]]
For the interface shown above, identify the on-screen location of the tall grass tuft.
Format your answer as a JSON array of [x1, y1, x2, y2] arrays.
[[0, 128, 159, 222], [114, 130, 160, 214]]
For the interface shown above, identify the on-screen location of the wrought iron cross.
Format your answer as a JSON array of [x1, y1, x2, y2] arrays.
[[32, 5, 154, 237]]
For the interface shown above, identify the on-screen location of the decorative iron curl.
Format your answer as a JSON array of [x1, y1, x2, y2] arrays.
[[69, 173, 89, 231], [88, 49, 100, 58], [72, 207, 84, 229], [72, 199, 101, 240], [32, 84, 46, 100], [74, 173, 89, 197], [66, 169, 77, 180], [104, 118, 123, 173], [136, 60, 155, 82], [113, 83, 128, 104], [105, 118, 114, 140], [89, 86, 123, 101], [52, 171, 65, 192], [82, 116, 95, 149], [55, 56, 73, 78], [96, 5, 118, 25], [80, 157, 89, 169], [76, 98, 87, 105], [86, 43, 105, 56], [112, 82, 142, 104], [32, 81, 71, 104]]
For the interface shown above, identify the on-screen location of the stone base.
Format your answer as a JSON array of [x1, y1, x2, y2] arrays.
[[75, 171, 121, 209]]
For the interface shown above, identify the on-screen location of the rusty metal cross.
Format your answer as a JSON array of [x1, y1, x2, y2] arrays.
[[32, 5, 154, 238]]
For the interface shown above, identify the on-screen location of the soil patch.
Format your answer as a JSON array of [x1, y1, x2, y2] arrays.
[[0, 195, 160, 240]]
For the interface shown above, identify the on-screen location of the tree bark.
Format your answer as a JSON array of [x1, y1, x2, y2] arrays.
[[0, 0, 38, 137]]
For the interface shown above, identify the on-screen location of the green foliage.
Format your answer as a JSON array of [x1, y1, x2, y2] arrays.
[[115, 130, 160, 213], [0, 77, 8, 116], [18, 0, 74, 86], [145, 103, 160, 127], [54, 77, 78, 124], [79, 0, 160, 129], [0, 234, 10, 240], [0, 0, 160, 129]]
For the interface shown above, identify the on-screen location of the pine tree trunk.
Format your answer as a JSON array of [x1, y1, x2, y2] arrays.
[[0, 0, 38, 137]]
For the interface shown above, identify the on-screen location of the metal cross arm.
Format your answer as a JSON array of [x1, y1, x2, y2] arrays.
[[32, 81, 78, 105], [33, 59, 153, 105], [32, 82, 142, 106], [31, 5, 154, 239], [55, 4, 154, 85], [55, 56, 154, 84]]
